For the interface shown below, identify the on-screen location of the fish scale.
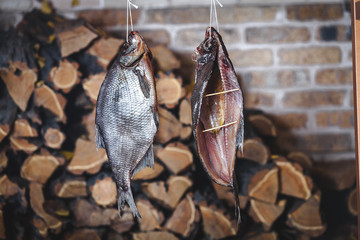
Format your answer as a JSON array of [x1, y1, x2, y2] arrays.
[[95, 32, 158, 219]]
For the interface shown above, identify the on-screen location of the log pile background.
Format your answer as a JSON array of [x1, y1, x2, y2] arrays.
[[0, 9, 357, 240]]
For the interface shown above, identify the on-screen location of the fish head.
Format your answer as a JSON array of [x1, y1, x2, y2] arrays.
[[192, 27, 218, 64], [119, 31, 152, 67]]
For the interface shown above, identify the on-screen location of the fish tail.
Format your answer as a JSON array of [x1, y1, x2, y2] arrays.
[[117, 188, 141, 219], [232, 172, 241, 225]]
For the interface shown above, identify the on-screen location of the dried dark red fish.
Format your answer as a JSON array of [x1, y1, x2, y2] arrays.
[[191, 27, 244, 223]]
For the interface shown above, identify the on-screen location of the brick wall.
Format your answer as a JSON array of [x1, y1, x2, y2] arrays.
[[0, 0, 354, 161]]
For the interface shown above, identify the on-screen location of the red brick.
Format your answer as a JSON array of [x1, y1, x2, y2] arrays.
[[145, 8, 209, 24], [175, 28, 239, 47], [246, 27, 310, 44], [298, 133, 352, 152], [316, 111, 354, 128], [244, 92, 274, 108], [316, 68, 353, 85], [282, 91, 345, 108], [242, 69, 310, 88], [110, 29, 170, 47], [218, 6, 278, 23], [277, 133, 352, 153], [278, 47, 341, 65], [286, 4, 343, 21], [273, 113, 308, 129], [317, 25, 351, 42], [78, 9, 140, 28], [230, 49, 273, 67]]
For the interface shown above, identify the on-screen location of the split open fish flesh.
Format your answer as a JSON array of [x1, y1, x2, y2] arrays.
[[191, 27, 244, 223]]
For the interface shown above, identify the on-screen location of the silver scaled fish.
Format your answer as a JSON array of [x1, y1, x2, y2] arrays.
[[95, 31, 158, 219], [191, 27, 244, 223]]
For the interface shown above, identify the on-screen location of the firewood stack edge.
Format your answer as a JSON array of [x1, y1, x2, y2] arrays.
[[0, 9, 357, 240]]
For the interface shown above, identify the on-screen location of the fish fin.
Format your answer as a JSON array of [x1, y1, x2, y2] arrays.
[[118, 188, 141, 219], [95, 123, 105, 150], [236, 109, 244, 157], [131, 145, 154, 179], [232, 172, 241, 225], [152, 106, 159, 129]]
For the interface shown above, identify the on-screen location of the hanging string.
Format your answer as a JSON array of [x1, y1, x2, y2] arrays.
[[209, 0, 223, 38], [126, 0, 138, 42]]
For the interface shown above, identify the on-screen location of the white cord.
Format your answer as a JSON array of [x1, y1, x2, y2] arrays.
[[126, 0, 138, 42], [209, 0, 223, 38]]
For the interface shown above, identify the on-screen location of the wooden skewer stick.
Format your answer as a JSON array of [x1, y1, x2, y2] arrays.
[[202, 121, 237, 133], [205, 89, 240, 97]]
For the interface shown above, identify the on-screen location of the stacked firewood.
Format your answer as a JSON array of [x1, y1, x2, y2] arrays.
[[0, 9, 356, 240]]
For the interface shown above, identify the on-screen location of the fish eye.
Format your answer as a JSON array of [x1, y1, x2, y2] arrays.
[[204, 39, 212, 50]]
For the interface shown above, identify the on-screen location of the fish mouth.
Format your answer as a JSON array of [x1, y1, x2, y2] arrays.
[[119, 31, 148, 67]]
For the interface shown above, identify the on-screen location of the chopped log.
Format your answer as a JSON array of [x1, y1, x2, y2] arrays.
[[155, 72, 184, 108], [0, 175, 21, 198], [133, 231, 179, 240], [0, 61, 37, 111], [156, 107, 182, 144], [34, 84, 67, 123], [0, 125, 10, 144], [54, 179, 88, 198], [287, 193, 326, 237], [249, 199, 286, 230], [311, 160, 356, 191], [89, 176, 117, 207], [43, 126, 66, 149], [0, 208, 4, 239], [240, 138, 270, 165], [199, 204, 237, 239], [88, 37, 124, 69], [11, 119, 37, 138], [275, 157, 312, 200], [156, 142, 193, 174], [21, 153, 59, 184], [0, 79, 17, 143], [180, 126, 192, 140], [66, 229, 101, 240], [82, 108, 96, 141], [49, 59, 81, 93], [133, 162, 164, 180], [82, 73, 106, 103], [248, 114, 276, 137], [142, 176, 193, 209], [30, 182, 62, 231], [136, 198, 165, 231], [0, 151, 8, 172], [165, 194, 200, 237], [287, 152, 313, 170], [246, 232, 277, 240], [55, 20, 98, 57], [347, 188, 357, 216], [33, 216, 48, 238], [72, 198, 134, 232], [151, 45, 181, 71], [9, 118, 39, 153], [179, 99, 192, 125], [248, 166, 279, 204], [212, 182, 248, 209], [67, 138, 107, 175]]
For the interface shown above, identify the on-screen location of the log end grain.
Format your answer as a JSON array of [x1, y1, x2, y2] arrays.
[[199, 204, 237, 239], [90, 176, 117, 207], [156, 142, 193, 175]]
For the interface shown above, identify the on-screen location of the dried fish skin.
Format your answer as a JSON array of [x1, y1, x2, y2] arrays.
[[95, 31, 158, 219], [191, 27, 244, 222]]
